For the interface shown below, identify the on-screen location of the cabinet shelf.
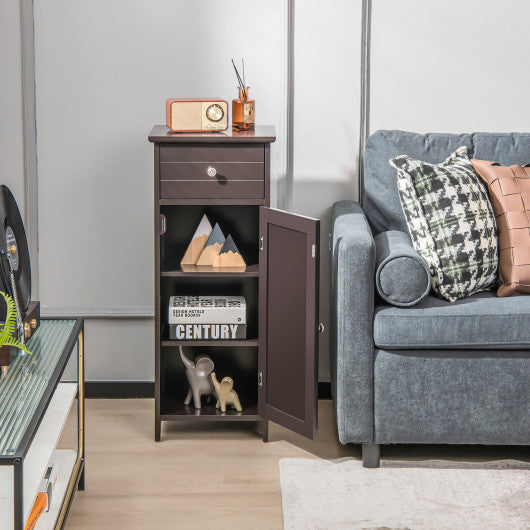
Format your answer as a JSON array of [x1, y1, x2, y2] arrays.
[[160, 400, 259, 422], [161, 264, 259, 277], [161, 339, 258, 347]]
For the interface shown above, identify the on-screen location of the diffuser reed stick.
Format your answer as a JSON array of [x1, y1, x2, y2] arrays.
[[231, 58, 246, 98]]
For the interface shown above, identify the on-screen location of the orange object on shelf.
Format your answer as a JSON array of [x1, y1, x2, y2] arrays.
[[25, 464, 57, 530], [25, 493, 47, 530]]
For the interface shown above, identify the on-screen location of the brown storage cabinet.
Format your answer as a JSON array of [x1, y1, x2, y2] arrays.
[[149, 125, 319, 441]]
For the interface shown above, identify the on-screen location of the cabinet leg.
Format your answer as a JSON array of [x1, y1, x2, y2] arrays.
[[261, 420, 270, 442], [155, 420, 161, 442], [362, 443, 380, 468]]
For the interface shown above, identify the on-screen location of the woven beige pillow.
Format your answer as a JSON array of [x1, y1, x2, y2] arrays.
[[471, 159, 530, 297]]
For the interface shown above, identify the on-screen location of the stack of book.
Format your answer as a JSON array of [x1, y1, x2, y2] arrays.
[[168, 296, 247, 340]]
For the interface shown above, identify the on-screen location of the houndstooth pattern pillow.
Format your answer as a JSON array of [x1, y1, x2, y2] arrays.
[[390, 146, 498, 302]]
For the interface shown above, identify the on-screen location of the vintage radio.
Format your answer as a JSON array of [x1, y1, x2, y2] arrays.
[[166, 98, 229, 133]]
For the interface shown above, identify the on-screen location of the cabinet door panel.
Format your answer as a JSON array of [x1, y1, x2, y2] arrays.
[[259, 208, 319, 439]]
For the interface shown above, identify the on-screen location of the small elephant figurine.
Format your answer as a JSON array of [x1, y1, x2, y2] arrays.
[[210, 372, 243, 413], [179, 347, 216, 409]]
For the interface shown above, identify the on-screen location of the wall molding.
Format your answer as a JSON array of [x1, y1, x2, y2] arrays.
[[271, 0, 292, 211], [20, 0, 39, 299], [42, 306, 154, 319], [284, 0, 295, 211], [358, 0, 372, 200]]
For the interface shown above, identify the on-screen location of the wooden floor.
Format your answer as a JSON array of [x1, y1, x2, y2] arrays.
[[59, 399, 529, 530]]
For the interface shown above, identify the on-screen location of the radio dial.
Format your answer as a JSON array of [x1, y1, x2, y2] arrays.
[[206, 104, 224, 123]]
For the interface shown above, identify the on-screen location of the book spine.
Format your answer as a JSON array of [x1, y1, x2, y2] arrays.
[[169, 324, 247, 340], [168, 308, 246, 324]]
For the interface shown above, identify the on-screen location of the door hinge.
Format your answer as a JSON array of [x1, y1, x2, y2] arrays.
[[259, 236, 264, 251], [258, 371, 263, 386], [159, 214, 167, 236], [329, 233, 332, 252], [312, 244, 316, 258]]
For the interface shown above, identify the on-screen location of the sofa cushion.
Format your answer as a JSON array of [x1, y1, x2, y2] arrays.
[[474, 133, 530, 166], [374, 290, 530, 349], [374, 230, 430, 307], [390, 147, 498, 302], [362, 130, 530, 235], [363, 130, 473, 234]]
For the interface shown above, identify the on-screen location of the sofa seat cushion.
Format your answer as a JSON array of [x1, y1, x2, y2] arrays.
[[374, 347, 530, 444], [374, 290, 530, 349]]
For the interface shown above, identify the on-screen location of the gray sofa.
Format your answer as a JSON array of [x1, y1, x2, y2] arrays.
[[330, 130, 530, 467]]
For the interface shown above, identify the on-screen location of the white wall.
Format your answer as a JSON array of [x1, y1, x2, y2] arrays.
[[370, 0, 530, 133], [0, 2, 25, 216], [33, 0, 288, 381], [292, 0, 362, 380]]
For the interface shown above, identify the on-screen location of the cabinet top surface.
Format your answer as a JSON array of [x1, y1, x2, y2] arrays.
[[0, 319, 82, 460], [148, 125, 276, 144]]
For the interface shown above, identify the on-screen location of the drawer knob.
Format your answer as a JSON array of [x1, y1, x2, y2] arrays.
[[207, 166, 217, 178]]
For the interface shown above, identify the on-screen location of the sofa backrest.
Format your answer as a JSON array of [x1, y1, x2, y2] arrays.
[[362, 130, 530, 234]]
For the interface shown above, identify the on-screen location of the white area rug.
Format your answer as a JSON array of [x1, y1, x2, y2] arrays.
[[279, 458, 530, 529]]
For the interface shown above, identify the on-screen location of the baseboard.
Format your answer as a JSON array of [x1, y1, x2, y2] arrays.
[[82, 381, 332, 399], [84, 381, 155, 398], [318, 382, 331, 399]]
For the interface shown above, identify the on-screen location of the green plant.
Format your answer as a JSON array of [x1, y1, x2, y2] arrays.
[[0, 291, 32, 354]]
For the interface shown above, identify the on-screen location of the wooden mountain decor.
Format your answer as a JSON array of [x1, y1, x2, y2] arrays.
[[196, 222, 225, 266], [213, 234, 246, 268], [180, 214, 213, 266]]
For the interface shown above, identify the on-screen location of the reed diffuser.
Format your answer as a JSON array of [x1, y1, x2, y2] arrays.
[[231, 58, 255, 131]]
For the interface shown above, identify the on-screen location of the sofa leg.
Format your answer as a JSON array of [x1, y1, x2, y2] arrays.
[[362, 443, 380, 468]]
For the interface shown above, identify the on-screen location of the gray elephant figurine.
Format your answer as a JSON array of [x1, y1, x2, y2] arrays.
[[179, 346, 216, 409], [210, 372, 243, 412]]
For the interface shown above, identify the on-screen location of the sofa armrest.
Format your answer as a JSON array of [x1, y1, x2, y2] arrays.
[[331, 200, 375, 444]]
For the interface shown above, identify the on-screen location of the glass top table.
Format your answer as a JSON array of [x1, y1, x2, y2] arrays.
[[0, 319, 82, 459]]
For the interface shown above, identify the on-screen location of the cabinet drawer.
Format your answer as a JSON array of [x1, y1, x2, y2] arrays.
[[159, 144, 265, 199], [160, 144, 264, 163], [160, 179, 264, 199], [160, 162, 264, 182], [160, 162, 264, 198]]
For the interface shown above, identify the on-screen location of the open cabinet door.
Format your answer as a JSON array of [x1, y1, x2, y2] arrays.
[[259, 207, 319, 439]]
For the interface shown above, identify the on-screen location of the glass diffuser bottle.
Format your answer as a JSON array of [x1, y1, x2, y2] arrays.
[[232, 86, 255, 131]]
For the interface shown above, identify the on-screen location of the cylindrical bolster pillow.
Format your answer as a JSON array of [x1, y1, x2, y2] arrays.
[[375, 230, 431, 307]]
